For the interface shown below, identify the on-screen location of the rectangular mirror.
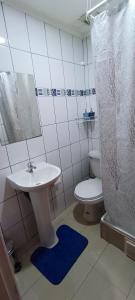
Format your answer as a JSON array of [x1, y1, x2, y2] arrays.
[[0, 72, 41, 145]]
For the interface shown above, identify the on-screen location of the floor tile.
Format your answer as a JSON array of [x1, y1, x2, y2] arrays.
[[31, 256, 92, 300], [127, 279, 135, 300], [22, 289, 39, 300], [94, 244, 135, 295], [72, 268, 126, 300], [15, 251, 41, 296], [81, 232, 107, 266], [127, 294, 135, 300]]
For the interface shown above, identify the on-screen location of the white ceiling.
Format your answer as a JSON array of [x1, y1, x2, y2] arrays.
[[3, 0, 101, 37]]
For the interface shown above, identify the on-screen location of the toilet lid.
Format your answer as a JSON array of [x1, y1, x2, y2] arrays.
[[74, 178, 102, 201]]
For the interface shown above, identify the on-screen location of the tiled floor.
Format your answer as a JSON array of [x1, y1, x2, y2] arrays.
[[15, 203, 135, 300]]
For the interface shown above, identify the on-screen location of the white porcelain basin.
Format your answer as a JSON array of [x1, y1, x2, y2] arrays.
[[7, 162, 61, 248], [8, 162, 61, 192]]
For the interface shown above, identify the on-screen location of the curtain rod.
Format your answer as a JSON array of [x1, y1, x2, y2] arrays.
[[86, 0, 108, 20]]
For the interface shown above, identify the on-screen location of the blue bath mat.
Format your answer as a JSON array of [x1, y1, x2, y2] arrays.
[[31, 225, 88, 285]]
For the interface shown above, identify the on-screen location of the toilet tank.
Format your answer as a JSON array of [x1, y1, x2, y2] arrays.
[[88, 150, 101, 178]]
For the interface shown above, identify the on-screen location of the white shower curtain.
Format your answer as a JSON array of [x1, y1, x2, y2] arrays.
[[92, 0, 135, 235]]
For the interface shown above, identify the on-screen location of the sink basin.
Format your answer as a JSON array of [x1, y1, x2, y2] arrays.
[[8, 162, 61, 192], [7, 162, 61, 248]]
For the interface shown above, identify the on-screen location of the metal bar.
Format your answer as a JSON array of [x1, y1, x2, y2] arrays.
[[86, 0, 108, 20]]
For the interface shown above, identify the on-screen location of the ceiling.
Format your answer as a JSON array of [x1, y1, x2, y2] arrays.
[[3, 0, 101, 37]]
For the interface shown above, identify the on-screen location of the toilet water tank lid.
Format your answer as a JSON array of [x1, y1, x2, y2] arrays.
[[88, 150, 101, 159]]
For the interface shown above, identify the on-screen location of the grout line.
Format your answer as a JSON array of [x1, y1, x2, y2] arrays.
[[25, 13, 46, 161], [70, 243, 109, 300]]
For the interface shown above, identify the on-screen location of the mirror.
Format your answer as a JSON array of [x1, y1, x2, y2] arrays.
[[0, 72, 41, 145]]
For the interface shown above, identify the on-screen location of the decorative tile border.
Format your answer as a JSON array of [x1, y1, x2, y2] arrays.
[[35, 88, 96, 97]]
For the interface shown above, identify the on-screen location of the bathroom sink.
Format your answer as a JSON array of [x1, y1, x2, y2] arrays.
[[7, 162, 61, 248], [8, 162, 61, 192]]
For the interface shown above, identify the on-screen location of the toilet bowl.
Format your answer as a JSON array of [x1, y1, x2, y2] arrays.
[[74, 150, 105, 223]]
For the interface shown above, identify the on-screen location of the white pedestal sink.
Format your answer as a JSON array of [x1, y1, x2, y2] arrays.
[[7, 162, 61, 248]]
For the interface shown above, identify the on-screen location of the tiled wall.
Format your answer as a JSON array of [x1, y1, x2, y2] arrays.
[[0, 3, 96, 250], [83, 35, 100, 153]]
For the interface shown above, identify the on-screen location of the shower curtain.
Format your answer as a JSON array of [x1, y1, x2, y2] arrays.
[[92, 0, 135, 236]]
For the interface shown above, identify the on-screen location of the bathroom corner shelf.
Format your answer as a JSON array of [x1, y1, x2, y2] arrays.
[[76, 117, 97, 125]]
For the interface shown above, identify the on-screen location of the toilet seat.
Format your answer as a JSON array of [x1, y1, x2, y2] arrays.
[[74, 178, 103, 204]]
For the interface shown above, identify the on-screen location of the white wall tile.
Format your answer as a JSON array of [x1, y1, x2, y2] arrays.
[[73, 37, 83, 64], [83, 38, 88, 64], [7, 141, 29, 165], [11, 49, 33, 74], [43, 124, 58, 152], [0, 4, 8, 46], [63, 61, 75, 89], [69, 120, 79, 143], [0, 145, 9, 169], [89, 63, 95, 87], [27, 15, 47, 56], [11, 160, 29, 173], [75, 65, 85, 90], [0, 45, 13, 71], [45, 24, 61, 59], [85, 65, 89, 89], [82, 158, 89, 179], [54, 97, 67, 123], [27, 136, 45, 158], [46, 149, 60, 167], [90, 95, 98, 115], [80, 139, 88, 160], [38, 97, 55, 125], [60, 31, 73, 62], [53, 192, 65, 218], [77, 97, 87, 119], [49, 58, 64, 88], [62, 167, 73, 191], [67, 97, 77, 121], [57, 122, 70, 147], [52, 179, 63, 198], [4, 221, 26, 249], [3, 5, 29, 51], [0, 196, 21, 231], [92, 138, 100, 151], [79, 123, 88, 140], [65, 187, 75, 207], [0, 168, 15, 204], [33, 154, 46, 164], [71, 142, 81, 165], [60, 145, 72, 170], [32, 54, 51, 87], [73, 162, 82, 185], [91, 121, 100, 139]]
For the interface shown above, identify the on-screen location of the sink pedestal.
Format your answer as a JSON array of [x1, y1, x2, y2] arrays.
[[29, 188, 58, 248]]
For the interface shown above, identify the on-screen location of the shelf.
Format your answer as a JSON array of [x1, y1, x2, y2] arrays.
[[76, 117, 97, 124]]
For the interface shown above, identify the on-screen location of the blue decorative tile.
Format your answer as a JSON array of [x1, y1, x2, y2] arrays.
[[92, 88, 96, 95], [36, 87, 96, 97], [35, 88, 38, 96], [66, 89, 71, 96], [80, 90, 84, 96], [56, 89, 61, 96], [51, 89, 56, 96]]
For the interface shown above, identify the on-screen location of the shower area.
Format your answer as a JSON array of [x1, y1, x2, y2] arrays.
[[88, 0, 135, 257]]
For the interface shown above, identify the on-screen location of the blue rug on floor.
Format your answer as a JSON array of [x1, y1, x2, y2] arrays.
[[31, 225, 88, 285]]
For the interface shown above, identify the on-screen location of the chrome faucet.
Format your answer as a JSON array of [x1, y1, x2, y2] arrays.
[[27, 161, 36, 173]]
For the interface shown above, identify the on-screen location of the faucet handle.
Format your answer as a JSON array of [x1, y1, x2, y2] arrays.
[[27, 161, 36, 169]]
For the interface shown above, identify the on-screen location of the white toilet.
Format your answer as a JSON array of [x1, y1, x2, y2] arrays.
[[74, 150, 104, 223]]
